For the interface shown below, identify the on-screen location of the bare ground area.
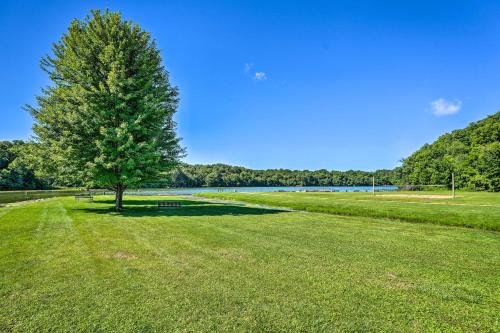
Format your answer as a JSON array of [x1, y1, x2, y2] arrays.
[[379, 194, 454, 199]]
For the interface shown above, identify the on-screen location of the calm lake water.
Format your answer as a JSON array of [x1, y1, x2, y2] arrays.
[[126, 186, 399, 195]]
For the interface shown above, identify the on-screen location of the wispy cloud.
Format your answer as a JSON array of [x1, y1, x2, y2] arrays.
[[244, 63, 268, 81], [254, 72, 267, 81], [430, 98, 462, 116], [244, 62, 252, 73]]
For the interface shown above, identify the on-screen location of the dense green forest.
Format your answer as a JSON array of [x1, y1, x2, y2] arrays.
[[1, 112, 498, 191], [167, 164, 397, 187], [399, 112, 499, 191], [0, 141, 48, 190]]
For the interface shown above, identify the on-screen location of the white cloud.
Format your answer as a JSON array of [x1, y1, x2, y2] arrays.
[[430, 98, 462, 116], [254, 72, 267, 81], [244, 63, 268, 81]]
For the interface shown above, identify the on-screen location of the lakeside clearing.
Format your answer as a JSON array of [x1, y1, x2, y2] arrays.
[[1, 195, 499, 332], [0, 186, 400, 205], [198, 191, 500, 231]]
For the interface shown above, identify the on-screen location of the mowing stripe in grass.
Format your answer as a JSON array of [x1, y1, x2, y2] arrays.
[[333, 197, 500, 208], [198, 192, 500, 231]]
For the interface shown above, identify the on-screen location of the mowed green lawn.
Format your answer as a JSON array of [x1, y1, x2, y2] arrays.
[[0, 196, 499, 332], [199, 191, 500, 231]]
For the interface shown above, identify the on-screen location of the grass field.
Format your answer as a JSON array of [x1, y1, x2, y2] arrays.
[[198, 191, 500, 231], [0, 195, 499, 332]]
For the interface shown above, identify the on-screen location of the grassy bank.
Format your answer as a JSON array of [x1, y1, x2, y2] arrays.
[[1, 196, 499, 331], [198, 191, 500, 230], [0, 189, 87, 205]]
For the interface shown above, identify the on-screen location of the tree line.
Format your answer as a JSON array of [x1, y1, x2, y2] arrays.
[[156, 112, 499, 191], [167, 164, 398, 188], [1, 112, 499, 192], [0, 142, 398, 189]]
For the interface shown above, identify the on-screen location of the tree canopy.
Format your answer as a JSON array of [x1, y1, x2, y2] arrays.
[[0, 141, 47, 190], [400, 112, 500, 191], [27, 10, 183, 209]]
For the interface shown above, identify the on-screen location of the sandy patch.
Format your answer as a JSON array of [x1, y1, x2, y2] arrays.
[[4, 198, 50, 207], [384, 272, 412, 289], [379, 194, 454, 199], [112, 251, 138, 260]]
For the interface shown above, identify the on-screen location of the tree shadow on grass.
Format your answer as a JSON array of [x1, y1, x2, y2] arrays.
[[75, 198, 284, 217]]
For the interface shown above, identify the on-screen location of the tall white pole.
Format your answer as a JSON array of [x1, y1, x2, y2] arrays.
[[452, 172, 455, 198], [372, 176, 375, 195]]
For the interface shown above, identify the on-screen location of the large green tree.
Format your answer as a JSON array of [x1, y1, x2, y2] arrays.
[[28, 10, 183, 209]]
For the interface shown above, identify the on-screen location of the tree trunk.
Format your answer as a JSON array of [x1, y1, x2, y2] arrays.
[[115, 184, 124, 211]]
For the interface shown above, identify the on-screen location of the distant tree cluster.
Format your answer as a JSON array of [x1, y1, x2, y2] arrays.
[[399, 112, 500, 191], [165, 164, 398, 188], [0, 141, 48, 190]]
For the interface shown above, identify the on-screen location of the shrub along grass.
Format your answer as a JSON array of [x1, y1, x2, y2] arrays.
[[0, 196, 499, 332], [198, 191, 500, 231]]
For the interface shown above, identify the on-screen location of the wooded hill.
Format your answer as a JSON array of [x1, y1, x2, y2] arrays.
[[399, 112, 499, 191]]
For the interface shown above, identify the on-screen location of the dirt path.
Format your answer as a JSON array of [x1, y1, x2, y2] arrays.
[[379, 194, 454, 199]]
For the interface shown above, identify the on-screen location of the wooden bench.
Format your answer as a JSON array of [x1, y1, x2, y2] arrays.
[[158, 201, 182, 208], [75, 193, 93, 202]]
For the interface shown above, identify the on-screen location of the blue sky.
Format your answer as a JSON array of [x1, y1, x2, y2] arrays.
[[1, 1, 499, 170]]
